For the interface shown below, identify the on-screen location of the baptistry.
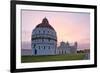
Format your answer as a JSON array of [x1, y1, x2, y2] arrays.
[[31, 17, 57, 55]]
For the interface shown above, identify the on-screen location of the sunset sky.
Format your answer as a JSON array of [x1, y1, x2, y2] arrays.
[[21, 10, 90, 50]]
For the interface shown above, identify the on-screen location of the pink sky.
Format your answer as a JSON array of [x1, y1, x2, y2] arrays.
[[21, 10, 90, 50]]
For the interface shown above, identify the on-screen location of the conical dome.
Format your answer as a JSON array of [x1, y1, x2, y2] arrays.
[[36, 17, 54, 30]]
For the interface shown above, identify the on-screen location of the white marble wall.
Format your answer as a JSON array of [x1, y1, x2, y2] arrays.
[[32, 27, 57, 55]]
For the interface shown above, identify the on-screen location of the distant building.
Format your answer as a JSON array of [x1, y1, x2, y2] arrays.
[[56, 41, 77, 54], [21, 49, 32, 56], [31, 17, 77, 55]]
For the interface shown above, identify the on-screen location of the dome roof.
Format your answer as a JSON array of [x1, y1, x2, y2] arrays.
[[36, 17, 54, 30]]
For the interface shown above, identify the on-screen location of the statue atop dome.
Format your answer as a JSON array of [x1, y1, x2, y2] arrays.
[[36, 17, 54, 30], [42, 17, 49, 24]]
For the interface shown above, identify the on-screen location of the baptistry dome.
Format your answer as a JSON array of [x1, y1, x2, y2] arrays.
[[31, 17, 57, 55], [36, 17, 54, 30]]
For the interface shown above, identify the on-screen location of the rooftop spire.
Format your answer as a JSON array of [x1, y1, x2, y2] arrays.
[[36, 17, 55, 30], [42, 17, 49, 24]]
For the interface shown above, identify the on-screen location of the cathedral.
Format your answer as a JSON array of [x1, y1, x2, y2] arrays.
[[56, 41, 77, 54], [31, 17, 77, 55]]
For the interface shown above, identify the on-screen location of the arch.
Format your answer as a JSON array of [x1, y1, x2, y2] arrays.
[[35, 49, 37, 55]]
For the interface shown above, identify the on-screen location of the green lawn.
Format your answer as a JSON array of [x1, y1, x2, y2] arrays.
[[21, 53, 85, 63]]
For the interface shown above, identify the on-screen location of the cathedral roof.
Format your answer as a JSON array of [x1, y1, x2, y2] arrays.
[[36, 17, 55, 30]]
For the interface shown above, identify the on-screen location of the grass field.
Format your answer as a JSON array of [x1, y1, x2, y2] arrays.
[[21, 53, 85, 63]]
